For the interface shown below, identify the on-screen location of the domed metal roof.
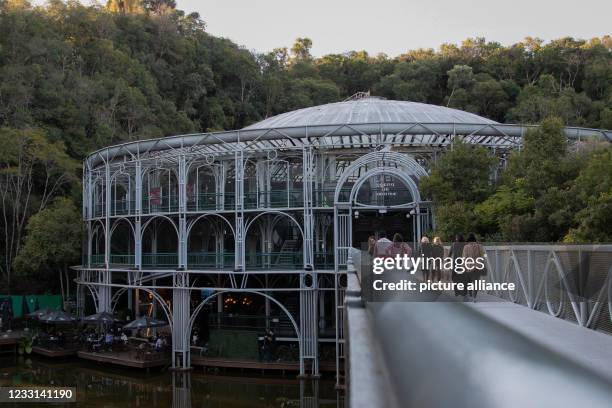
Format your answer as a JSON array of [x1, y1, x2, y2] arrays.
[[244, 97, 497, 130]]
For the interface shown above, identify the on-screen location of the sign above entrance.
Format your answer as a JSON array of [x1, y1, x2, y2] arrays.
[[355, 173, 413, 207]]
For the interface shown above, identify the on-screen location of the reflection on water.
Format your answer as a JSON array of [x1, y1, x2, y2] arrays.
[[0, 357, 341, 408]]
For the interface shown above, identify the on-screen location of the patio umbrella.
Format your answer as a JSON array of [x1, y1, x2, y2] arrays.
[[82, 312, 122, 325], [27, 308, 53, 320], [39, 310, 77, 324], [123, 316, 168, 330]]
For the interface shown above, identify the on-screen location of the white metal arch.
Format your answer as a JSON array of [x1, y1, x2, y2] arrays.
[[110, 288, 125, 309], [110, 287, 173, 329], [186, 213, 235, 238], [141, 163, 179, 182], [334, 151, 427, 204], [186, 164, 218, 203], [91, 219, 106, 237], [185, 160, 216, 176], [271, 213, 292, 232], [90, 220, 106, 257], [141, 215, 180, 240], [83, 284, 100, 313], [109, 217, 136, 240], [91, 176, 106, 217], [110, 168, 132, 183], [91, 176, 105, 192], [109, 171, 133, 204], [187, 290, 302, 357], [245, 210, 305, 239]]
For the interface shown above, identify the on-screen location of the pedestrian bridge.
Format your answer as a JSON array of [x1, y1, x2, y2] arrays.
[[344, 245, 612, 408]]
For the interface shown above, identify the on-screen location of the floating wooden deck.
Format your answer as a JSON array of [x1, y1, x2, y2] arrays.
[[0, 334, 20, 359], [191, 355, 336, 373], [0, 336, 20, 346], [32, 346, 78, 358], [77, 350, 169, 369]]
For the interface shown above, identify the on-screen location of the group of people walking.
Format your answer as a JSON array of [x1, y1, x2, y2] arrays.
[[367, 231, 486, 302], [417, 236, 445, 282], [448, 233, 487, 302]]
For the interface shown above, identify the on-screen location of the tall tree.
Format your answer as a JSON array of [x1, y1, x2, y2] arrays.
[[106, 0, 144, 14], [14, 198, 81, 301], [420, 142, 497, 239], [0, 128, 77, 291]]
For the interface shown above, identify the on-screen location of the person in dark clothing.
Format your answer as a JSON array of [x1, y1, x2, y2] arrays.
[[418, 236, 433, 281], [262, 329, 276, 362], [462, 233, 487, 301], [431, 237, 445, 282], [367, 235, 376, 256], [449, 234, 467, 298]]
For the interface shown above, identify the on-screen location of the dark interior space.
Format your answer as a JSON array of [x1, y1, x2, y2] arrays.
[[351, 210, 413, 249]]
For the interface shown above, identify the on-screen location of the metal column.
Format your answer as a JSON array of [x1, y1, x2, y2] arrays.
[[234, 151, 245, 287], [178, 155, 187, 269], [301, 145, 318, 376], [99, 160, 112, 312], [172, 271, 190, 369]]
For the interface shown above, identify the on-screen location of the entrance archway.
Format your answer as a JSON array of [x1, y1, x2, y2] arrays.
[[333, 151, 428, 270], [351, 169, 419, 248]]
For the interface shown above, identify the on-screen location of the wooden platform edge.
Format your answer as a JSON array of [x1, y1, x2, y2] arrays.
[[77, 351, 168, 369], [190, 356, 336, 372], [32, 346, 78, 358]]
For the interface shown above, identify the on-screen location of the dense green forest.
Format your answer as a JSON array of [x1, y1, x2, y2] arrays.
[[0, 0, 610, 294]]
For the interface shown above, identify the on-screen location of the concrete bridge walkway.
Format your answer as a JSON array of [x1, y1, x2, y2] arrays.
[[467, 297, 612, 381]]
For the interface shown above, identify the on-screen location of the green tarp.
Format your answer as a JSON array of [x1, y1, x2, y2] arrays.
[[209, 329, 259, 360], [8, 295, 62, 318]]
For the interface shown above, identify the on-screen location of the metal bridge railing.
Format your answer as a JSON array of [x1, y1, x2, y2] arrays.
[[187, 252, 235, 269], [484, 244, 612, 334], [91, 251, 334, 270], [91, 188, 360, 217]]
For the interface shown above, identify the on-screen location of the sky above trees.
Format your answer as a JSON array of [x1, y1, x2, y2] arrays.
[[179, 0, 611, 56], [31, 0, 612, 56]]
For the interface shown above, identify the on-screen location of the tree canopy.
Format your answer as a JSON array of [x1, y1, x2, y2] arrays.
[[424, 119, 612, 243]]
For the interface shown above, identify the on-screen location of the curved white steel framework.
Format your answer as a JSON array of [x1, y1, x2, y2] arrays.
[[84, 122, 611, 169], [77, 107, 611, 378]]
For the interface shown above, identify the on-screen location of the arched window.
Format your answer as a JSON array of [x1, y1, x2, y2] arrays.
[[109, 219, 135, 266], [245, 213, 304, 271], [243, 160, 258, 209], [143, 168, 179, 214], [142, 217, 179, 268], [187, 164, 217, 211], [111, 172, 133, 216], [92, 178, 105, 217], [187, 215, 235, 269]]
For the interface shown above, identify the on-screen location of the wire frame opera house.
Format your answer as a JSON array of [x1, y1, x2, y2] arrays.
[[76, 94, 611, 376]]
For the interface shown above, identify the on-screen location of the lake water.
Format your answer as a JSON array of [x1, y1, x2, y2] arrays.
[[0, 357, 341, 407]]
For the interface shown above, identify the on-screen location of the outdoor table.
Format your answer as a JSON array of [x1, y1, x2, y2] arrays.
[[48, 336, 59, 350], [128, 337, 150, 344], [86, 337, 100, 351]]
